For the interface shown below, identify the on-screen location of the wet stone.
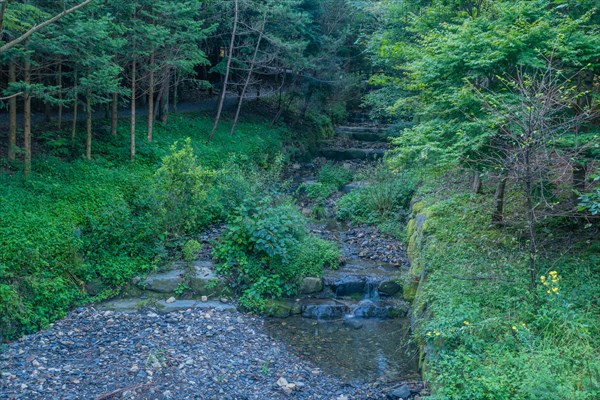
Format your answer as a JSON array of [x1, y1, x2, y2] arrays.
[[299, 277, 324, 294], [378, 280, 402, 296], [301, 300, 349, 320]]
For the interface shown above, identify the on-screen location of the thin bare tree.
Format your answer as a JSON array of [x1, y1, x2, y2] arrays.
[[209, 0, 238, 142]]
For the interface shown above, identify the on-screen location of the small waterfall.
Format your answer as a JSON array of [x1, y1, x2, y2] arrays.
[[364, 276, 380, 300]]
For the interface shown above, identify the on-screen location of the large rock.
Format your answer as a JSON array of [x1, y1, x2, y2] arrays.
[[378, 280, 402, 296], [189, 261, 229, 296], [301, 300, 349, 320], [387, 384, 411, 400], [324, 275, 366, 297], [299, 277, 323, 294], [156, 299, 236, 314], [138, 269, 185, 293], [135, 260, 229, 297], [352, 300, 390, 318], [264, 299, 302, 318]]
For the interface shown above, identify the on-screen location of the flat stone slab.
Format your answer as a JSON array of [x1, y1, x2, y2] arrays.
[[134, 259, 228, 296], [138, 269, 185, 293], [319, 148, 385, 161], [156, 300, 236, 314], [99, 298, 236, 314]]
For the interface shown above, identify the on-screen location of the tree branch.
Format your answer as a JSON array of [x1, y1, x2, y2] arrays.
[[0, 0, 93, 53]]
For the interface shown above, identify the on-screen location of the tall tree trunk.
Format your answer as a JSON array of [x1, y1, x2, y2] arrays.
[[524, 148, 536, 290], [231, 26, 264, 136], [471, 171, 482, 194], [210, 0, 238, 142], [156, 67, 171, 124], [8, 62, 17, 160], [301, 89, 313, 118], [147, 51, 155, 142], [130, 59, 137, 161], [173, 71, 178, 111], [58, 61, 63, 129], [71, 70, 78, 139], [491, 175, 507, 224], [86, 92, 92, 160], [23, 61, 32, 178], [572, 162, 587, 207], [111, 92, 118, 136]]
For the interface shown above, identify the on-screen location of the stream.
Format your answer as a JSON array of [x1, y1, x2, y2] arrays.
[[264, 114, 420, 387]]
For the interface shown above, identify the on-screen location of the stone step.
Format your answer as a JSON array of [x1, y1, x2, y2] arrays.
[[299, 298, 409, 320], [335, 126, 389, 134], [319, 148, 385, 161], [322, 261, 403, 298], [131, 260, 230, 297], [335, 131, 390, 143], [99, 298, 236, 314]]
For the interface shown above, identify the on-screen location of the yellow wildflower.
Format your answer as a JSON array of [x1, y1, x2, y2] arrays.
[[512, 325, 517, 331], [463, 321, 470, 326], [552, 287, 559, 293]]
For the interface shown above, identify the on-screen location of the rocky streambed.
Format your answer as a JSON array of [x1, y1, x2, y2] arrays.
[[1, 117, 425, 399]]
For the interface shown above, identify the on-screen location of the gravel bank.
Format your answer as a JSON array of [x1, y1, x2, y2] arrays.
[[0, 307, 385, 400]]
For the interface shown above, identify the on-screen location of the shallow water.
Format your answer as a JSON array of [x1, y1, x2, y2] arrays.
[[263, 316, 420, 384]]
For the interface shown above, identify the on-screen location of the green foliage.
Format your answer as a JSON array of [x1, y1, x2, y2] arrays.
[[298, 163, 354, 202], [368, 0, 600, 172], [336, 167, 416, 224], [407, 177, 600, 400], [213, 197, 339, 312], [182, 240, 202, 265], [300, 181, 337, 201], [152, 138, 211, 237], [317, 163, 353, 189], [578, 176, 600, 216], [0, 113, 287, 341]]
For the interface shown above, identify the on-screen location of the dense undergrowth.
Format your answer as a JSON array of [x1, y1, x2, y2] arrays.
[[333, 161, 600, 399], [406, 176, 600, 399], [0, 113, 338, 341]]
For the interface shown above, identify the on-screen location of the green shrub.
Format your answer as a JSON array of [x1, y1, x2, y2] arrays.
[[336, 167, 416, 223], [317, 163, 353, 189], [299, 181, 337, 201], [152, 138, 212, 237], [578, 176, 600, 215], [213, 197, 339, 312], [183, 239, 202, 265]]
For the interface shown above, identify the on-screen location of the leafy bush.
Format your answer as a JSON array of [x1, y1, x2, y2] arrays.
[[152, 138, 211, 237], [299, 181, 337, 201], [337, 167, 416, 223], [578, 176, 600, 215], [298, 163, 354, 202], [317, 163, 353, 189], [213, 197, 339, 312], [182, 239, 202, 265]]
